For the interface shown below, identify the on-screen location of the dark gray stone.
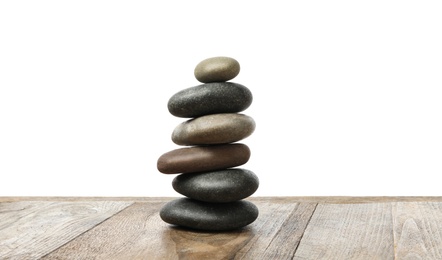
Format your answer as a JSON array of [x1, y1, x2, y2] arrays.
[[194, 56, 240, 83], [172, 113, 256, 145], [160, 198, 259, 231], [167, 82, 252, 118], [172, 168, 259, 203]]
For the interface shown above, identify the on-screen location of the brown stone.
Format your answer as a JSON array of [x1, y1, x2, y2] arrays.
[[172, 113, 256, 146], [157, 143, 250, 174]]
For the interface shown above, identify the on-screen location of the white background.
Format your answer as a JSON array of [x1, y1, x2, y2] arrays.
[[1, 1, 441, 197]]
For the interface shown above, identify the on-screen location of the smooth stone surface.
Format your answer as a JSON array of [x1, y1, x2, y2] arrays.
[[172, 113, 256, 145], [172, 168, 259, 203], [157, 143, 250, 174], [160, 198, 259, 231], [194, 56, 240, 83], [167, 82, 252, 118]]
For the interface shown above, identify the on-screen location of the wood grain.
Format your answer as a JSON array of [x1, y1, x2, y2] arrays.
[[293, 203, 394, 259], [234, 201, 316, 259], [3, 197, 442, 260], [392, 202, 442, 259], [43, 199, 316, 260], [44, 200, 254, 259], [0, 201, 131, 259], [43, 201, 176, 260], [4, 196, 442, 203]]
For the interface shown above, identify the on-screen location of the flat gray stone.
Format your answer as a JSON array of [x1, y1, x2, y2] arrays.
[[172, 113, 256, 145], [194, 56, 240, 83], [172, 168, 259, 203], [160, 198, 259, 231], [167, 82, 252, 118]]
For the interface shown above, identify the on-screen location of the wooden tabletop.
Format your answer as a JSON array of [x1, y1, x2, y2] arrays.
[[1, 196, 442, 259]]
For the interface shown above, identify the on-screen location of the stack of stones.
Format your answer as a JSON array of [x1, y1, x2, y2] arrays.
[[157, 56, 259, 231]]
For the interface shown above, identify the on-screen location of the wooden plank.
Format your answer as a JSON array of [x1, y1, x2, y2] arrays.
[[160, 200, 314, 260], [235, 201, 316, 259], [257, 203, 316, 259], [44, 200, 258, 259], [43, 199, 316, 260], [42, 201, 177, 259], [0, 201, 132, 259], [392, 202, 442, 259], [4, 196, 442, 203], [293, 203, 394, 260], [6, 198, 442, 260], [0, 197, 172, 203]]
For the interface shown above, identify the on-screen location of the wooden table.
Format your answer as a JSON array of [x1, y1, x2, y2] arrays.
[[1, 197, 442, 259]]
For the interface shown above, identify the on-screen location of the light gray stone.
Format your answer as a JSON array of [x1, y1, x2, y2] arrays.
[[172, 113, 255, 145]]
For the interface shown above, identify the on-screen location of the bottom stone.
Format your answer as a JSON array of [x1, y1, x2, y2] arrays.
[[160, 198, 259, 231]]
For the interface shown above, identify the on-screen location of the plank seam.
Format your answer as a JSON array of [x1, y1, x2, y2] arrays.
[[391, 202, 397, 260], [39, 202, 135, 259], [291, 203, 318, 260], [261, 204, 301, 254], [237, 203, 300, 260]]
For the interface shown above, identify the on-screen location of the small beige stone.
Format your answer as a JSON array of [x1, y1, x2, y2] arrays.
[[194, 56, 240, 83], [172, 113, 255, 145]]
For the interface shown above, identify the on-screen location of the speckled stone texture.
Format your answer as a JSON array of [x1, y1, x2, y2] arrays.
[[194, 56, 240, 83], [167, 82, 252, 118], [159, 198, 259, 231], [172, 168, 259, 203], [158, 56, 259, 231], [172, 113, 256, 146], [157, 143, 250, 174]]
